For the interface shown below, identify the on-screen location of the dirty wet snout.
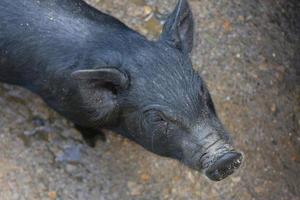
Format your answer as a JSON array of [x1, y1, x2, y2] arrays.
[[190, 124, 243, 181], [205, 151, 243, 181]]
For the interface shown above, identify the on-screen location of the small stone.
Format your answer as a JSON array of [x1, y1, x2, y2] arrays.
[[236, 53, 241, 58], [48, 191, 57, 200], [223, 19, 231, 32], [144, 15, 162, 37], [66, 164, 77, 173], [231, 176, 241, 182], [254, 186, 264, 194], [55, 144, 82, 163], [187, 171, 195, 182], [172, 176, 181, 182], [122, 138, 130, 145], [291, 155, 300, 163], [238, 15, 245, 21], [140, 173, 150, 182], [259, 63, 268, 71], [127, 181, 142, 196], [143, 6, 152, 16], [271, 104, 276, 113]]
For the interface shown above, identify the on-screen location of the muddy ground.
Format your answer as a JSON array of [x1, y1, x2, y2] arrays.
[[0, 0, 299, 199]]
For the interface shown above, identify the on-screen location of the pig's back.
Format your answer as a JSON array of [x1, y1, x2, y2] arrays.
[[0, 0, 131, 85]]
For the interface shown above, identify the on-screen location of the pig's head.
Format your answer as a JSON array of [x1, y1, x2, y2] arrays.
[[72, 0, 243, 181], [120, 0, 242, 181]]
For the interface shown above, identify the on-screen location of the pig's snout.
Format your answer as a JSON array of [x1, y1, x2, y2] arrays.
[[205, 151, 242, 181], [190, 125, 243, 181]]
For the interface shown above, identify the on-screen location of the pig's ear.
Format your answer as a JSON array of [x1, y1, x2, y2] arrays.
[[160, 0, 194, 53], [71, 68, 129, 91]]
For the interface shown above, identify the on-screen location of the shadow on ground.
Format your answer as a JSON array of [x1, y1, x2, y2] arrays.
[[0, 0, 299, 199]]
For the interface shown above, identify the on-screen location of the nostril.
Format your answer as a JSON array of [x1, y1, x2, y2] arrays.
[[205, 152, 243, 181]]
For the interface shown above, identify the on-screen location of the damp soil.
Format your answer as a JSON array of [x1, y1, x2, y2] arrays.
[[0, 0, 299, 199]]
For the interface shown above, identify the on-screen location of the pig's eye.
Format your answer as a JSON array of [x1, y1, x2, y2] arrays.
[[146, 111, 167, 124], [143, 110, 169, 132]]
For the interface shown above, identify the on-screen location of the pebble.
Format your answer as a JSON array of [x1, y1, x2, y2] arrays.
[[66, 164, 77, 173], [271, 104, 277, 113], [144, 15, 162, 36], [231, 176, 241, 182], [259, 63, 268, 71], [143, 6, 152, 16], [223, 19, 231, 32], [140, 173, 150, 182], [48, 191, 57, 200], [55, 144, 82, 163], [127, 181, 143, 196], [225, 96, 231, 101]]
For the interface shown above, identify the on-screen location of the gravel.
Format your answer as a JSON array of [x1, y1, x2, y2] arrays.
[[0, 0, 299, 199]]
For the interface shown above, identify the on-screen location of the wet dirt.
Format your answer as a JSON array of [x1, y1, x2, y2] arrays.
[[0, 0, 299, 199]]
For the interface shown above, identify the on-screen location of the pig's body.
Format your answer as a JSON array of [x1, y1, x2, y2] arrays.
[[0, 0, 242, 181]]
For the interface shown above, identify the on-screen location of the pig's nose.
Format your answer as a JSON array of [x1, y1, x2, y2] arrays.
[[205, 152, 243, 181]]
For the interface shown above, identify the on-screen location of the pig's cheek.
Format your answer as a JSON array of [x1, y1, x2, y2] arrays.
[[179, 137, 202, 167]]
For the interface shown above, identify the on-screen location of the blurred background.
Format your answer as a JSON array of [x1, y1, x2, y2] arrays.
[[0, 0, 299, 199]]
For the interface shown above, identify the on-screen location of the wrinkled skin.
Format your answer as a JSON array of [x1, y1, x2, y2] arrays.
[[0, 0, 242, 181]]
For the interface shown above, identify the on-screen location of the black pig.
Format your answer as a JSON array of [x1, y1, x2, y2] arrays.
[[0, 0, 242, 181]]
